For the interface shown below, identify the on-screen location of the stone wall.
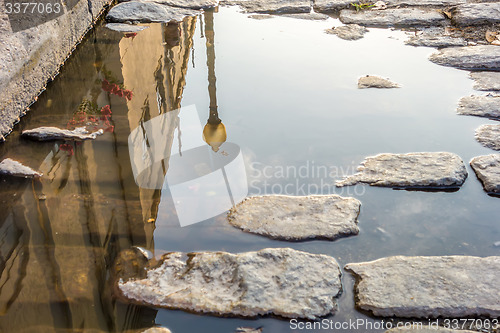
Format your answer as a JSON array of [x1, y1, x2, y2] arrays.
[[0, 0, 114, 141]]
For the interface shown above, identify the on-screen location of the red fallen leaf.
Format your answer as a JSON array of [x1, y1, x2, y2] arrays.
[[111, 84, 120, 95], [125, 33, 137, 38], [116, 89, 124, 97], [88, 116, 98, 123], [104, 125, 114, 133], [59, 143, 74, 156], [124, 89, 134, 101], [102, 79, 112, 92], [100, 105, 112, 116]]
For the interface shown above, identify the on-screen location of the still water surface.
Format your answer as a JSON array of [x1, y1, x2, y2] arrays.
[[0, 6, 499, 333]]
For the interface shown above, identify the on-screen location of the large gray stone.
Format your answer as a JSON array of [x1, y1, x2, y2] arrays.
[[429, 45, 500, 70], [107, 1, 200, 23], [451, 3, 500, 26], [386, 326, 477, 333], [227, 195, 360, 241], [325, 24, 368, 40], [0, 0, 113, 142], [22, 126, 104, 141], [457, 95, 500, 120], [405, 28, 467, 48], [220, 0, 311, 13], [476, 124, 500, 151], [145, 0, 218, 9], [470, 154, 500, 194], [313, 0, 464, 13], [336, 152, 468, 189], [346, 256, 500, 318], [339, 8, 447, 27], [0, 158, 43, 178], [118, 248, 342, 319], [470, 72, 500, 91], [358, 75, 400, 88]]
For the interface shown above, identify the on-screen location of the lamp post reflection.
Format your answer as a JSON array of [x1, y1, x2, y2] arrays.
[[202, 9, 227, 153]]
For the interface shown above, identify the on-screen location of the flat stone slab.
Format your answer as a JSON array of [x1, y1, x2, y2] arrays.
[[405, 28, 467, 48], [220, 0, 311, 14], [429, 45, 500, 70], [107, 1, 200, 23], [476, 124, 500, 151], [457, 95, 500, 120], [451, 3, 500, 26], [339, 8, 447, 27], [470, 154, 500, 194], [313, 0, 464, 13], [118, 248, 342, 319], [146, 0, 218, 9], [386, 326, 477, 333], [105, 23, 149, 32], [358, 75, 400, 88], [280, 12, 330, 20], [336, 152, 467, 189], [22, 126, 104, 141], [227, 195, 360, 241], [325, 24, 368, 40], [470, 72, 500, 91], [0, 158, 42, 178], [345, 256, 500, 318]]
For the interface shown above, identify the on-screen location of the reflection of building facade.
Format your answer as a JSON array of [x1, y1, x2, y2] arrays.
[[0, 16, 198, 332], [120, 18, 197, 241]]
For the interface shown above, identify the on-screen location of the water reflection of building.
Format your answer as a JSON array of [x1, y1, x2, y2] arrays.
[[0, 14, 200, 332], [119, 17, 197, 249]]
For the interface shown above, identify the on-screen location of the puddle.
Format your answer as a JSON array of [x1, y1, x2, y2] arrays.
[[0, 5, 499, 333]]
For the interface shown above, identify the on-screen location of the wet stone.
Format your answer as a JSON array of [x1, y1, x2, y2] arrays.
[[346, 256, 500, 318], [145, 0, 218, 9], [280, 12, 330, 20], [105, 23, 149, 32], [470, 154, 500, 194], [118, 248, 342, 319], [386, 326, 477, 333], [358, 75, 400, 88], [336, 152, 467, 189], [476, 124, 500, 151], [325, 24, 368, 40], [21, 126, 104, 141], [141, 328, 173, 333], [339, 8, 447, 27], [470, 72, 500, 91], [227, 195, 360, 241], [429, 45, 500, 70], [220, 0, 311, 14], [314, 0, 464, 13], [451, 2, 500, 26], [405, 28, 467, 47], [0, 158, 43, 178], [107, 1, 200, 23], [457, 95, 500, 120]]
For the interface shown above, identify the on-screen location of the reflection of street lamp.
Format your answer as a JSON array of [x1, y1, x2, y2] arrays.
[[202, 9, 227, 152]]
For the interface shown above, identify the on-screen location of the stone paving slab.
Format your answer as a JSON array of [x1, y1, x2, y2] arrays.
[[118, 248, 342, 319], [475, 124, 500, 151], [451, 2, 500, 26], [469, 72, 500, 91], [429, 45, 500, 70], [470, 154, 500, 194], [227, 195, 360, 241], [107, 1, 200, 23], [457, 95, 500, 120], [346, 256, 500, 318], [220, 0, 311, 13], [336, 152, 467, 189], [339, 8, 447, 27]]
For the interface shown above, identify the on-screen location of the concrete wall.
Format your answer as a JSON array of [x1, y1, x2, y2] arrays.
[[0, 0, 114, 142]]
